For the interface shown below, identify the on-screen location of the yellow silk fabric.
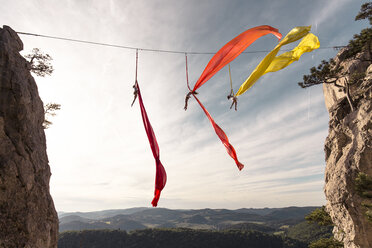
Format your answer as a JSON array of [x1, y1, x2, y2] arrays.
[[265, 33, 320, 73], [235, 26, 319, 96]]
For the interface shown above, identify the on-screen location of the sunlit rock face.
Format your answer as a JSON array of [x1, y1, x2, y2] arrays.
[[323, 42, 372, 248], [0, 25, 58, 248]]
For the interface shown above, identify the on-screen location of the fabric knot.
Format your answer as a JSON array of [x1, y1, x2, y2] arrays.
[[227, 94, 238, 111], [184, 91, 198, 111], [131, 81, 139, 107]]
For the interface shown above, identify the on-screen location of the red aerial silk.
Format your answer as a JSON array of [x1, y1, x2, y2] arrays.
[[193, 94, 244, 170], [187, 25, 282, 170], [192, 25, 282, 92], [135, 81, 167, 207]]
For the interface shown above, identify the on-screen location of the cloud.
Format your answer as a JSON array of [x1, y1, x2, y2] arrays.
[[307, 0, 354, 27], [2, 0, 364, 211]]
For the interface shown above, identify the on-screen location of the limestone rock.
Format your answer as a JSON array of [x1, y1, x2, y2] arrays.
[[323, 42, 372, 248], [0, 26, 58, 248]]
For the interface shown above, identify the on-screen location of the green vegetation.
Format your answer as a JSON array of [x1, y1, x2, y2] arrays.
[[355, 172, 372, 198], [302, 207, 345, 247], [25, 48, 54, 77], [24, 48, 60, 128], [308, 238, 343, 248], [297, 56, 359, 110], [58, 228, 307, 248], [362, 203, 372, 222], [355, 172, 372, 223], [338, 2, 372, 60], [57, 206, 337, 247], [355, 2, 372, 25], [298, 58, 342, 89], [59, 206, 318, 233], [342, 27, 372, 60], [347, 2, 372, 59], [286, 221, 332, 244], [305, 206, 333, 226], [219, 222, 276, 233], [43, 103, 61, 129]]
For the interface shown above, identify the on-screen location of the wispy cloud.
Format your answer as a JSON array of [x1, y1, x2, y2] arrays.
[[307, 0, 351, 26], [1, 0, 365, 211]]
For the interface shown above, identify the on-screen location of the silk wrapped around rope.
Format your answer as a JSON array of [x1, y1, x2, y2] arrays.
[[132, 50, 166, 207], [185, 25, 282, 170]]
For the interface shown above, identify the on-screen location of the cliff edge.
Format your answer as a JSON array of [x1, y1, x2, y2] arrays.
[[323, 41, 372, 248], [0, 26, 58, 247]]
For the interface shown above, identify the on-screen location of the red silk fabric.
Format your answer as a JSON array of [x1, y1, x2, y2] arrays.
[[193, 94, 244, 170], [135, 81, 167, 207], [187, 25, 281, 170], [192, 25, 282, 91]]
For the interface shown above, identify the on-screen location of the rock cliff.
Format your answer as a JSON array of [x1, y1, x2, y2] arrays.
[[323, 41, 372, 248], [0, 26, 58, 247]]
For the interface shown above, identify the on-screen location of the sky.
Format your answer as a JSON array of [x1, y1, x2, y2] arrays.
[[1, 0, 369, 212]]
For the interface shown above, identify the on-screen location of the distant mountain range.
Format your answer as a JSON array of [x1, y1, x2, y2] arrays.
[[59, 206, 319, 233]]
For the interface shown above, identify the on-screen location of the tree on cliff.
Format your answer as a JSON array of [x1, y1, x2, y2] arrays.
[[43, 103, 61, 129], [305, 206, 333, 226], [298, 59, 365, 111], [298, 2, 371, 111], [355, 2, 372, 25], [25, 48, 54, 77], [24, 48, 60, 128], [305, 207, 343, 248]]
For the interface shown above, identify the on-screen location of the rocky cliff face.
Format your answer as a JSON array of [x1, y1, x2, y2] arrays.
[[323, 42, 372, 248], [0, 26, 58, 248]]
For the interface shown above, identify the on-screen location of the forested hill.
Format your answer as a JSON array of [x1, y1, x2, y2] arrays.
[[58, 206, 335, 247], [58, 229, 307, 248], [59, 206, 318, 232]]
